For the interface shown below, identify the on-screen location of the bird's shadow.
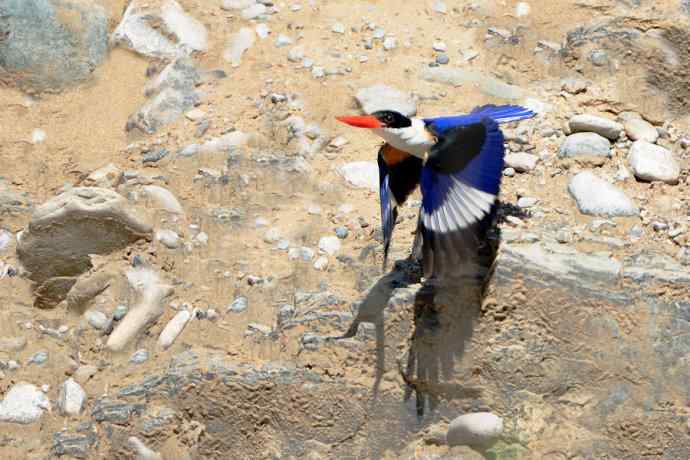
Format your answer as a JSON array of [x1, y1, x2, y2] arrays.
[[330, 203, 503, 417]]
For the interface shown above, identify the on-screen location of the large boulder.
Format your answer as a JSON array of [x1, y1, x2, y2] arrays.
[[17, 188, 152, 306], [0, 0, 108, 91]]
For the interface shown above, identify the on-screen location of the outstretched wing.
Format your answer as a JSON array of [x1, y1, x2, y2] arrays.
[[377, 144, 423, 269], [417, 118, 504, 279], [424, 104, 535, 135]]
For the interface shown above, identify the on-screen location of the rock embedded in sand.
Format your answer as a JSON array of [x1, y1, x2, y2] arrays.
[[337, 162, 379, 192], [628, 141, 680, 184], [158, 309, 192, 350], [58, 378, 86, 416], [568, 171, 639, 217], [142, 185, 184, 214], [559, 132, 611, 158], [504, 153, 538, 172], [447, 412, 504, 447], [624, 118, 659, 143], [224, 27, 255, 67], [0, 383, 51, 424], [355, 84, 417, 116], [568, 114, 623, 140]]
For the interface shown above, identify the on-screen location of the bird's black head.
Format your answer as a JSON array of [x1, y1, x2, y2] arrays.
[[372, 110, 412, 129]]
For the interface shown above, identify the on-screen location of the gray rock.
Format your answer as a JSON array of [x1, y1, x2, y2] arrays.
[[17, 187, 152, 285], [337, 162, 379, 192], [228, 296, 248, 313], [28, 351, 48, 365], [0, 0, 108, 91], [559, 132, 611, 158], [435, 54, 450, 65], [142, 149, 169, 163], [447, 412, 503, 447], [355, 84, 417, 117], [156, 229, 181, 249], [331, 22, 345, 34], [319, 236, 341, 255], [287, 46, 305, 62], [86, 310, 109, 331], [503, 167, 516, 177], [224, 27, 255, 67], [127, 58, 201, 134], [278, 304, 296, 323], [504, 153, 538, 172], [589, 49, 609, 66], [335, 227, 349, 239], [568, 171, 638, 216], [130, 349, 150, 364], [624, 118, 659, 143], [422, 67, 524, 100], [91, 399, 145, 425], [0, 383, 51, 424], [113, 305, 128, 321], [0, 179, 32, 215], [112, 0, 208, 59], [569, 114, 623, 140], [58, 378, 86, 416], [628, 141, 680, 184], [52, 430, 97, 459], [289, 247, 315, 261]]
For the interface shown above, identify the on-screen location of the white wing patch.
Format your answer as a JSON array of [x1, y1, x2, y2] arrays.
[[421, 178, 495, 233]]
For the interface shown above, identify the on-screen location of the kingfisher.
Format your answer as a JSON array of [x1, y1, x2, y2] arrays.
[[336, 104, 535, 279]]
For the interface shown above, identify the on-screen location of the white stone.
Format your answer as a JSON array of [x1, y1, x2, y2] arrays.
[[559, 132, 611, 157], [331, 23, 345, 34], [0, 383, 51, 424], [275, 34, 293, 47], [517, 197, 538, 208], [568, 171, 639, 217], [383, 36, 397, 50], [58, 378, 86, 416], [224, 27, 255, 67], [432, 41, 447, 52], [568, 114, 623, 140], [337, 162, 379, 192], [355, 84, 416, 116], [156, 229, 180, 249], [432, 0, 447, 13], [160, 0, 208, 52], [86, 310, 109, 330], [241, 3, 267, 19], [447, 412, 503, 447], [0, 230, 11, 252], [158, 309, 192, 350], [143, 185, 184, 214], [628, 141, 680, 184], [624, 118, 659, 143], [185, 108, 206, 121], [31, 129, 46, 144], [504, 153, 538, 172], [85, 163, 122, 188], [287, 46, 305, 62], [255, 23, 270, 39], [314, 256, 329, 271], [319, 236, 341, 255], [263, 227, 282, 243], [222, 0, 256, 10], [515, 2, 530, 16]]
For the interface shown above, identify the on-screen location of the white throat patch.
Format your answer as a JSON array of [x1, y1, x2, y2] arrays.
[[373, 118, 434, 158]]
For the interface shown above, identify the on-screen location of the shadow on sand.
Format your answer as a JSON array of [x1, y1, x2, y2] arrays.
[[332, 203, 505, 417]]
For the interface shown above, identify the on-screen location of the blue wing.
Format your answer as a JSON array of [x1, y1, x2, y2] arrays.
[[424, 104, 535, 135], [377, 153, 397, 270], [418, 118, 505, 278]]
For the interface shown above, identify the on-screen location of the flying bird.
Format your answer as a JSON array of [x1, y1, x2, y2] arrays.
[[336, 104, 535, 279]]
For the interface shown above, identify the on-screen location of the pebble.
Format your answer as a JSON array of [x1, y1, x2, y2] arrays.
[[228, 296, 248, 313], [224, 27, 255, 67], [335, 226, 349, 239], [319, 236, 341, 255], [311, 66, 325, 78], [355, 84, 417, 116], [435, 54, 450, 65], [130, 349, 150, 364], [328, 136, 349, 150], [113, 305, 128, 321], [255, 23, 270, 39], [432, 0, 447, 13], [156, 229, 181, 249], [447, 412, 504, 447], [331, 23, 345, 34], [0, 230, 12, 251], [432, 41, 447, 52], [276, 239, 290, 250], [247, 323, 272, 336], [383, 36, 397, 50], [504, 153, 538, 172], [589, 49, 609, 66], [338, 162, 379, 191], [555, 229, 572, 243], [241, 3, 267, 19], [568, 171, 639, 217], [158, 310, 192, 350], [628, 141, 680, 184], [58, 378, 86, 416], [86, 310, 110, 330], [624, 118, 659, 143], [142, 148, 169, 163], [568, 114, 623, 140], [314, 256, 329, 271], [0, 383, 51, 424], [29, 351, 49, 365], [0, 336, 26, 352], [264, 228, 282, 243], [287, 46, 305, 62], [143, 185, 184, 214], [185, 108, 205, 121], [517, 197, 538, 208], [278, 304, 296, 323], [275, 34, 293, 47], [73, 365, 97, 383], [288, 247, 315, 261], [515, 2, 531, 16], [31, 128, 46, 144], [503, 167, 516, 177], [559, 132, 611, 158], [222, 0, 256, 9]]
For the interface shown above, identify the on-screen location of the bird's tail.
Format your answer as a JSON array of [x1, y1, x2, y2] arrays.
[[470, 104, 536, 124]]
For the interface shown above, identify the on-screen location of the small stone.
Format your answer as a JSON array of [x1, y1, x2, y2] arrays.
[[288, 247, 315, 261], [629, 225, 644, 241], [517, 197, 538, 208], [0, 383, 51, 424], [130, 349, 149, 364], [263, 228, 282, 243], [515, 2, 530, 16], [31, 129, 47, 144], [319, 236, 341, 255], [569, 114, 623, 140], [331, 23, 345, 34], [562, 78, 588, 94], [436, 54, 450, 65], [432, 0, 447, 13], [113, 305, 128, 321], [447, 412, 503, 447], [275, 34, 293, 48], [255, 23, 270, 39], [247, 323, 272, 336], [624, 118, 659, 143], [86, 311, 110, 330], [314, 256, 329, 271], [142, 148, 169, 163], [383, 36, 397, 50], [287, 46, 305, 62], [276, 239, 290, 250], [185, 108, 205, 121], [278, 304, 295, 323], [224, 27, 255, 67], [228, 296, 248, 313], [503, 167, 516, 177], [241, 3, 267, 19], [311, 66, 325, 78], [58, 378, 86, 416], [128, 437, 162, 460], [156, 230, 180, 249], [328, 136, 349, 150], [568, 171, 639, 217], [338, 162, 379, 191], [559, 132, 611, 158], [590, 49, 609, 66], [307, 205, 321, 215], [504, 153, 538, 172], [335, 227, 349, 239], [628, 141, 680, 184], [555, 229, 572, 243], [29, 351, 49, 365], [355, 84, 417, 116], [432, 41, 447, 52]]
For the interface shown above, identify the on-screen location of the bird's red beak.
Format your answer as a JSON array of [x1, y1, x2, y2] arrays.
[[336, 115, 382, 129]]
